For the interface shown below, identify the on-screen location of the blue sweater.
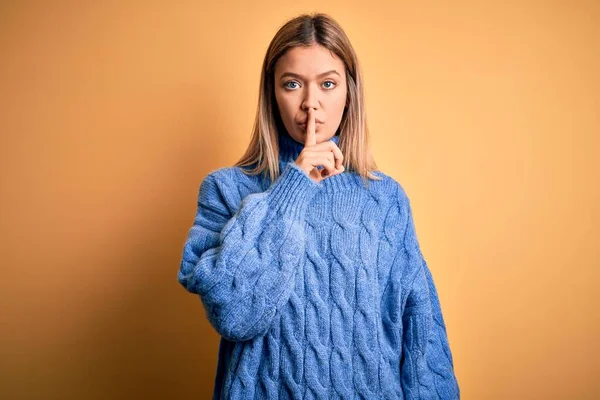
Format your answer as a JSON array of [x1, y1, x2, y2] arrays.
[[178, 133, 460, 399]]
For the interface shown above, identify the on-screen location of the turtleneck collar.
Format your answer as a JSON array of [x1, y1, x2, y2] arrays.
[[278, 132, 340, 164], [273, 132, 372, 192]]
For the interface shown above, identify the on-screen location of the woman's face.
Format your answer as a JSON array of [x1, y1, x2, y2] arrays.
[[273, 44, 348, 144]]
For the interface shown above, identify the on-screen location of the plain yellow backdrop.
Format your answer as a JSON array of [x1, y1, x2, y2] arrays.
[[1, 1, 598, 399]]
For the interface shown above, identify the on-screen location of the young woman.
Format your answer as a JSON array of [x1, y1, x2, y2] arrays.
[[178, 13, 460, 399]]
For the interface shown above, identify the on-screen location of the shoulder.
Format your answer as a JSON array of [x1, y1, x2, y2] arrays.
[[370, 170, 416, 233], [368, 170, 411, 207], [202, 165, 262, 189], [363, 171, 416, 252], [197, 165, 264, 210]]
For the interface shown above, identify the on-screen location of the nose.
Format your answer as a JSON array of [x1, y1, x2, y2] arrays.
[[301, 83, 320, 111]]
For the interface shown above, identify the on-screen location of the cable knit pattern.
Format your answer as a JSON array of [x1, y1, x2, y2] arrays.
[[178, 133, 460, 399]]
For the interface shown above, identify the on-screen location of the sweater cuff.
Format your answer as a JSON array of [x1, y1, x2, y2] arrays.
[[267, 161, 322, 220]]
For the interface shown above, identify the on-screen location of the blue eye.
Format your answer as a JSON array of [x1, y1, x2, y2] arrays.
[[283, 80, 337, 90], [284, 81, 299, 90]]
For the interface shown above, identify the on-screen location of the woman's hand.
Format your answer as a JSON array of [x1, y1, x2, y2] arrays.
[[294, 108, 345, 183]]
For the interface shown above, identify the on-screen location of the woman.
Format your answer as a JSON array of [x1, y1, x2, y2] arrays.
[[178, 12, 460, 399]]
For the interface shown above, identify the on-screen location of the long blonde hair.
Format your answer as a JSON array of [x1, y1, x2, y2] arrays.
[[233, 12, 381, 186]]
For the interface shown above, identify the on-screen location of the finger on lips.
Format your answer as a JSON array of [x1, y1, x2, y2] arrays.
[[301, 108, 345, 179], [304, 108, 316, 147]]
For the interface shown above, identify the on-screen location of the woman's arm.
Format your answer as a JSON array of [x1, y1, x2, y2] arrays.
[[399, 201, 461, 399], [178, 161, 321, 342]]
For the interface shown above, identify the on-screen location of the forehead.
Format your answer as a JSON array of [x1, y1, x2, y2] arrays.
[[275, 44, 345, 76]]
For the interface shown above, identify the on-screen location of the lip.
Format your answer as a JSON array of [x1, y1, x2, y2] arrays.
[[297, 118, 324, 125], [298, 122, 322, 130]]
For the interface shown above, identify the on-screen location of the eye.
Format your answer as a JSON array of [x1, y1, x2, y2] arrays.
[[323, 80, 336, 90], [283, 81, 300, 90]]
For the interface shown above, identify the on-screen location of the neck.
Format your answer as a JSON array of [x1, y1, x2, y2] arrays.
[[278, 132, 340, 164]]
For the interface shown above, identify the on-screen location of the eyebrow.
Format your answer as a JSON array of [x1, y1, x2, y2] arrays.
[[279, 70, 341, 80]]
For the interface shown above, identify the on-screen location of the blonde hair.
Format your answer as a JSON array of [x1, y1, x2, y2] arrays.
[[233, 12, 381, 186]]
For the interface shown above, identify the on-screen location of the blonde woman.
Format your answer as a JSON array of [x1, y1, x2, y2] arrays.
[[178, 12, 460, 399]]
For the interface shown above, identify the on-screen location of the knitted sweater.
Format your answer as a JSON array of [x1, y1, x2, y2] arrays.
[[178, 133, 460, 399]]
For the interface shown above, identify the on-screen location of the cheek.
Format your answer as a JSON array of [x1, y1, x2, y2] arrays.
[[275, 92, 294, 120], [274, 91, 283, 114], [328, 92, 348, 115]]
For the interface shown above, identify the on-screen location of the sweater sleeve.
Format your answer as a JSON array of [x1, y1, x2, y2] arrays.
[[178, 161, 322, 342], [400, 202, 460, 399]]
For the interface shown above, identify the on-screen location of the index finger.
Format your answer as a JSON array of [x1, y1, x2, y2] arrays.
[[304, 108, 316, 147]]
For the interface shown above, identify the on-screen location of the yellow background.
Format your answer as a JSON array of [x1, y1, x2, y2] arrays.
[[1, 1, 599, 398]]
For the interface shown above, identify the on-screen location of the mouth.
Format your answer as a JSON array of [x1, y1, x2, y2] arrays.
[[298, 122, 322, 130], [297, 118, 324, 125]]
